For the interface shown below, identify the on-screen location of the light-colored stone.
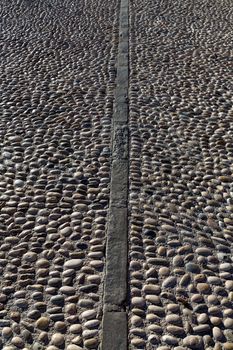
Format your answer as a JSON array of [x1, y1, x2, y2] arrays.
[[64, 259, 83, 270], [196, 283, 211, 294], [131, 297, 145, 308], [51, 333, 65, 346], [183, 335, 203, 348]]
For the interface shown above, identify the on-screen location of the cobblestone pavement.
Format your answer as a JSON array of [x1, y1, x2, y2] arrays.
[[128, 0, 233, 349], [0, 0, 119, 349], [1, 0, 233, 349]]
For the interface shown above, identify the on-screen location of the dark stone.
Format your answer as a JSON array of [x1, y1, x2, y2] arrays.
[[186, 263, 201, 273], [144, 230, 156, 238], [193, 304, 208, 313], [50, 313, 64, 322], [79, 284, 98, 293], [50, 295, 65, 306]]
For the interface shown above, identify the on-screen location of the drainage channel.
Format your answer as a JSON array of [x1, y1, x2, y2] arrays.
[[101, 0, 129, 347]]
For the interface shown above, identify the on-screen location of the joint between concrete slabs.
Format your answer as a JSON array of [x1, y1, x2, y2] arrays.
[[104, 303, 125, 312]]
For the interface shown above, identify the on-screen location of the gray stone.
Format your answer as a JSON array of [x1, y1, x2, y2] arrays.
[[162, 276, 177, 288], [162, 335, 179, 345], [186, 263, 201, 273]]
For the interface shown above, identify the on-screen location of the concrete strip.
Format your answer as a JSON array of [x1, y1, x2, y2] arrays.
[[112, 125, 128, 160], [104, 206, 128, 307], [103, 0, 129, 310], [110, 160, 128, 207], [102, 0, 129, 345], [102, 312, 127, 350]]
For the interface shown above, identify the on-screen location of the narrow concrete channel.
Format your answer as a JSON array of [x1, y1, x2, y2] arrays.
[[102, 0, 129, 347]]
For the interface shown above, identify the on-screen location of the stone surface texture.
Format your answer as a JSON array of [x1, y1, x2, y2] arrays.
[[0, 0, 119, 348], [128, 0, 233, 348], [1, 0, 233, 348]]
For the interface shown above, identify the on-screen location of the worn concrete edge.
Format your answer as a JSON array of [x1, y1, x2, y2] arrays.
[[102, 0, 129, 345]]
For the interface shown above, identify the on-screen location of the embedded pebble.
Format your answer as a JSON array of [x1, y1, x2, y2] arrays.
[[224, 319, 233, 329], [36, 317, 50, 330], [197, 283, 211, 294], [131, 338, 146, 346], [165, 314, 182, 325], [145, 295, 161, 304], [84, 338, 99, 348], [67, 346, 83, 350], [81, 310, 97, 320], [211, 317, 222, 326], [158, 267, 170, 276], [132, 297, 145, 307], [2, 327, 13, 338], [51, 333, 65, 346], [11, 337, 25, 348], [161, 335, 179, 345], [197, 313, 209, 324], [64, 259, 83, 270], [213, 327, 224, 341], [162, 276, 177, 288], [186, 263, 201, 274], [183, 336, 203, 348], [224, 344, 233, 350], [69, 324, 82, 334], [131, 315, 143, 326], [167, 325, 185, 336]]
